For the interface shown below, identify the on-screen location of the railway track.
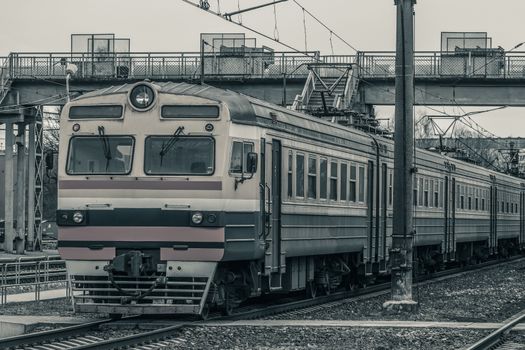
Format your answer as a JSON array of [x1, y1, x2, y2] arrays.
[[2, 256, 523, 350], [464, 310, 525, 350]]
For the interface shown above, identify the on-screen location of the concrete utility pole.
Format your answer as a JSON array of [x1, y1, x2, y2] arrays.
[[383, 0, 418, 311]]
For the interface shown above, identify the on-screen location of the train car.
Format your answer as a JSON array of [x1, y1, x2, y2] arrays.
[[57, 81, 525, 317]]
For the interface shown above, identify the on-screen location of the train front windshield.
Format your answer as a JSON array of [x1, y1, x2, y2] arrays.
[[66, 136, 134, 175], [144, 136, 215, 175]]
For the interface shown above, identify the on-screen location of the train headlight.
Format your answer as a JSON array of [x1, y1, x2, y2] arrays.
[[129, 83, 156, 111], [72, 211, 84, 224], [191, 212, 204, 225]]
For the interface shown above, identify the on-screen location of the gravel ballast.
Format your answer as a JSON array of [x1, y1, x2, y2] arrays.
[[271, 259, 525, 322], [0, 298, 105, 319], [162, 326, 490, 350]]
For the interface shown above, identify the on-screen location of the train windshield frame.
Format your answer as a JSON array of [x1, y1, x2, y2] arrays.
[[144, 136, 215, 176], [66, 135, 135, 175]]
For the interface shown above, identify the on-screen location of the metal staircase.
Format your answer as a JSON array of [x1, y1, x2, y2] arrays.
[[292, 63, 355, 114], [0, 55, 12, 106]]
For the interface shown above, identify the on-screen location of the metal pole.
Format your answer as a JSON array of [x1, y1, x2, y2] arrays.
[[27, 121, 36, 250], [3, 122, 14, 252], [282, 73, 287, 107], [15, 123, 26, 254], [384, 0, 417, 311], [200, 39, 205, 85]]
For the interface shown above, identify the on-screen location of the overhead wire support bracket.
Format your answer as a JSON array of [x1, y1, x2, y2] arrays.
[[223, 0, 288, 20]]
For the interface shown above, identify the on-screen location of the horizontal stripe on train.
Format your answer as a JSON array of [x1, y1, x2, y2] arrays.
[[57, 209, 256, 227], [58, 247, 224, 261], [59, 180, 222, 191], [58, 241, 224, 249], [58, 226, 224, 242]]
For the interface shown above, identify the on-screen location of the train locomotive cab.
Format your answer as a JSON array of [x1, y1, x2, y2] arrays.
[[57, 82, 262, 317]]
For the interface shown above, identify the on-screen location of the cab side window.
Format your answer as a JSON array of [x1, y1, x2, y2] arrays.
[[230, 141, 254, 174]]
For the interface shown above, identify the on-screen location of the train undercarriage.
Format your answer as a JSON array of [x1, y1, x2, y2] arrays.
[[67, 237, 523, 319]]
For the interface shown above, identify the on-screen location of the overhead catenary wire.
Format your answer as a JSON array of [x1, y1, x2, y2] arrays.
[[292, 0, 359, 53], [302, 7, 308, 52], [273, 1, 280, 41], [181, 0, 320, 59]]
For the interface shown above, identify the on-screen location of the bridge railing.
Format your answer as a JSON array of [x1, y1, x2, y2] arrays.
[[358, 51, 525, 79], [3, 52, 355, 81]]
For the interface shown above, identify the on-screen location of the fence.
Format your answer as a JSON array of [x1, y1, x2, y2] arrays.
[[0, 255, 68, 305], [2, 51, 347, 81], [357, 51, 525, 79]]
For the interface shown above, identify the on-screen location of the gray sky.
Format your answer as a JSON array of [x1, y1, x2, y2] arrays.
[[2, 0, 525, 137]]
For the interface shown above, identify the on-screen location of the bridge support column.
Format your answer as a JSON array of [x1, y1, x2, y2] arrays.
[[3, 122, 15, 252], [27, 121, 36, 250], [14, 123, 27, 254]]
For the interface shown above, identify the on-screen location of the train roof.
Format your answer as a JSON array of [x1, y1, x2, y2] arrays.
[[73, 82, 523, 185]]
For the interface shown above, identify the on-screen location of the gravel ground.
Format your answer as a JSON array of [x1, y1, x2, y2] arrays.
[[0, 298, 106, 319], [272, 259, 525, 322], [161, 326, 489, 350], [503, 331, 525, 346]]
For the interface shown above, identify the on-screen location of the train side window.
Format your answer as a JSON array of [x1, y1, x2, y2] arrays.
[[230, 141, 253, 174], [307, 156, 317, 199], [429, 180, 434, 208], [287, 152, 293, 199], [439, 181, 444, 208], [424, 179, 429, 207], [456, 185, 461, 209], [349, 164, 357, 202], [320, 158, 328, 200], [433, 181, 439, 208], [388, 172, 393, 206], [296, 154, 305, 198], [358, 166, 365, 203], [340, 163, 348, 201], [413, 177, 418, 206], [419, 178, 424, 207], [330, 161, 338, 201]]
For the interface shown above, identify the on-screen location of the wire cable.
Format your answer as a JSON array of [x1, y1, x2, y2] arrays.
[[273, 1, 280, 42], [292, 0, 359, 53]]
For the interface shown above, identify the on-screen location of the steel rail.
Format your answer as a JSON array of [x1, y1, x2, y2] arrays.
[[464, 310, 525, 350], [2, 256, 523, 350], [0, 318, 114, 349]]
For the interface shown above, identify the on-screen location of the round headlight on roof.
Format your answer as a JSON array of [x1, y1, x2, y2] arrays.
[[129, 83, 156, 111]]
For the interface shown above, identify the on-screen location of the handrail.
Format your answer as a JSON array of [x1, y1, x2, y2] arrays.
[[0, 256, 67, 305]]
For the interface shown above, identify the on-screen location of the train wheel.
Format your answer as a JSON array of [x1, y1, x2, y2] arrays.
[[306, 281, 317, 299], [200, 303, 210, 320], [221, 292, 235, 316]]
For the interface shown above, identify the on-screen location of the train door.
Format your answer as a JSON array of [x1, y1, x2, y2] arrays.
[[489, 183, 498, 255], [380, 163, 388, 272], [367, 160, 374, 272], [520, 184, 525, 249], [451, 177, 456, 260], [443, 176, 449, 260], [444, 176, 456, 261], [264, 139, 284, 290]]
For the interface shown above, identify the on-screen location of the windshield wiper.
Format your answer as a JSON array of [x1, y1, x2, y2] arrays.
[[98, 126, 112, 171], [159, 126, 185, 166]]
